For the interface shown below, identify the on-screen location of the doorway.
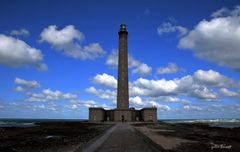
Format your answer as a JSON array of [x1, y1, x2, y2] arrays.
[[121, 115, 124, 123]]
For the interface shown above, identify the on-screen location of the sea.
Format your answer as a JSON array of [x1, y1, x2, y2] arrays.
[[161, 118, 240, 128], [0, 118, 87, 127], [0, 118, 240, 128]]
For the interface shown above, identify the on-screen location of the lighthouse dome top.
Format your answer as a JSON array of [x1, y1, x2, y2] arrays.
[[119, 24, 128, 33], [120, 24, 126, 29]]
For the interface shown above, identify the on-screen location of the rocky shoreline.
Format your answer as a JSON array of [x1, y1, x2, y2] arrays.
[[1, 121, 240, 152], [0, 122, 112, 152], [133, 122, 240, 152]]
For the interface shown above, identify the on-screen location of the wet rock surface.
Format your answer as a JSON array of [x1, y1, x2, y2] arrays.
[[0, 122, 112, 152], [133, 122, 240, 152]]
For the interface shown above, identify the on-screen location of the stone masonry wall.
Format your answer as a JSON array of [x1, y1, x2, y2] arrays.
[[89, 108, 105, 122], [142, 108, 157, 122], [114, 109, 132, 122]]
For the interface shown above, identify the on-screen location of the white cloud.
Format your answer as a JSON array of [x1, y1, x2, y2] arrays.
[[130, 75, 220, 101], [132, 63, 152, 76], [10, 28, 29, 37], [193, 69, 237, 87], [0, 34, 46, 70], [151, 96, 189, 103], [157, 22, 188, 36], [105, 50, 152, 76], [179, 6, 240, 71], [129, 96, 144, 106], [15, 77, 41, 88], [211, 6, 240, 18], [26, 93, 47, 102], [26, 89, 77, 102], [87, 69, 239, 102], [40, 25, 105, 60], [210, 104, 240, 113], [43, 89, 77, 100], [183, 105, 202, 111], [105, 50, 118, 67], [219, 88, 239, 97], [40, 25, 84, 45], [36, 63, 48, 71], [130, 69, 238, 101], [191, 87, 218, 101], [146, 101, 171, 111], [157, 63, 181, 74], [131, 78, 178, 96], [129, 96, 170, 110], [128, 55, 141, 68], [65, 104, 78, 110], [105, 50, 141, 68], [81, 100, 98, 108], [15, 86, 25, 92], [178, 103, 240, 114], [69, 99, 113, 109], [92, 73, 117, 88], [211, 7, 231, 18], [86, 86, 116, 100]]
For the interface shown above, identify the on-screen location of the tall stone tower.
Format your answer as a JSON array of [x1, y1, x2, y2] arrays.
[[117, 24, 129, 109], [89, 24, 157, 122]]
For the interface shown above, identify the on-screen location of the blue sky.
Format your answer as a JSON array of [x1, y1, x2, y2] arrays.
[[0, 0, 240, 119]]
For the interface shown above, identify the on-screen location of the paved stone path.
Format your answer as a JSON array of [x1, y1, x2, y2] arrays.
[[83, 123, 160, 152]]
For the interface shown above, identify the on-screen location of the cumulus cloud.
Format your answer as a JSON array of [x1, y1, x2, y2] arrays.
[[211, 6, 240, 18], [157, 63, 182, 74], [10, 28, 29, 37], [40, 25, 105, 60], [129, 96, 170, 110], [43, 89, 77, 100], [88, 69, 239, 103], [15, 86, 25, 92], [130, 75, 219, 101], [210, 104, 240, 113], [15, 77, 41, 88], [146, 101, 171, 111], [178, 6, 240, 71], [106, 50, 136, 68], [131, 78, 178, 97], [129, 96, 144, 106], [80, 100, 98, 108], [183, 105, 202, 111], [219, 88, 239, 97], [26, 93, 47, 102], [128, 55, 142, 68], [131, 69, 239, 101], [132, 63, 152, 76], [193, 69, 238, 87], [0, 34, 46, 70], [178, 104, 240, 115], [26, 89, 77, 102], [92, 73, 117, 88], [105, 50, 118, 67], [150, 96, 189, 103], [106, 50, 152, 76], [86, 86, 116, 100], [191, 87, 218, 101], [23, 103, 60, 112], [69, 99, 113, 109], [157, 22, 188, 36]]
